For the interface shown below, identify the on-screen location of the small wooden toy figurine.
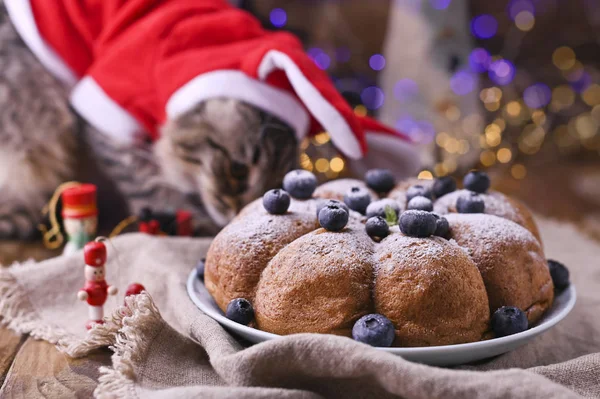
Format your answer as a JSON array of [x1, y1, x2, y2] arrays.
[[77, 241, 118, 330], [62, 184, 98, 256]]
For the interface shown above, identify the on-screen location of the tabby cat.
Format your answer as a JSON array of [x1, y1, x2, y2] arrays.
[[0, 3, 297, 239]]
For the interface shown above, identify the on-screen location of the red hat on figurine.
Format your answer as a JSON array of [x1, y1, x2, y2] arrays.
[[5, 0, 420, 173], [84, 241, 107, 267], [62, 184, 98, 219]]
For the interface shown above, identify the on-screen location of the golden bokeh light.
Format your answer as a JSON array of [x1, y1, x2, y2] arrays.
[[458, 140, 471, 155], [551, 85, 575, 111], [485, 123, 502, 147], [354, 105, 367, 117], [511, 164, 527, 179], [480, 150, 496, 166], [552, 47, 576, 71], [575, 113, 599, 139], [417, 170, 434, 180], [552, 124, 576, 148], [434, 163, 447, 177], [519, 124, 545, 154], [445, 138, 459, 154], [300, 152, 313, 171], [480, 87, 503, 103], [329, 157, 345, 172], [300, 138, 310, 150], [313, 132, 331, 145], [592, 105, 600, 122], [315, 158, 330, 173], [531, 110, 546, 126], [436, 131, 450, 147], [582, 84, 600, 106], [515, 11, 535, 31], [497, 148, 512, 163], [506, 101, 522, 118], [443, 158, 458, 173], [445, 105, 461, 121], [484, 101, 501, 112], [493, 118, 507, 131]]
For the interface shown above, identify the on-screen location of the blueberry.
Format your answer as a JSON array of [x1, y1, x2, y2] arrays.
[[406, 185, 432, 202], [262, 189, 291, 215], [432, 213, 450, 239], [463, 171, 490, 193], [365, 199, 400, 220], [547, 259, 570, 290], [407, 196, 433, 212], [456, 192, 485, 214], [225, 298, 254, 325], [196, 258, 205, 281], [352, 314, 395, 347], [365, 216, 390, 240], [432, 176, 457, 198], [316, 199, 349, 218], [399, 210, 437, 238], [491, 306, 528, 337], [344, 186, 371, 214], [365, 169, 395, 193], [283, 169, 317, 199], [318, 202, 349, 232]]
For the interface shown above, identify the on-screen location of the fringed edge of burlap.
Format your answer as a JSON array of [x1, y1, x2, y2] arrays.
[[0, 262, 77, 345], [94, 292, 164, 399]]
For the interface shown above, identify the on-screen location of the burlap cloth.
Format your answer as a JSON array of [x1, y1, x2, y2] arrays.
[[1, 217, 599, 398]]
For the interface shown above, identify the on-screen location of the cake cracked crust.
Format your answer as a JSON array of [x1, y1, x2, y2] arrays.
[[205, 176, 555, 347]]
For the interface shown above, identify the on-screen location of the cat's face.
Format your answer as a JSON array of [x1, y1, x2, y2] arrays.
[[156, 99, 298, 226]]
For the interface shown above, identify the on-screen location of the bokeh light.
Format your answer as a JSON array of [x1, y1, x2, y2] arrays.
[[469, 48, 491, 73], [497, 148, 513, 163], [393, 79, 419, 102], [488, 59, 516, 85], [307, 48, 331, 70], [507, 0, 535, 20], [450, 70, 476, 95], [429, 0, 451, 10], [523, 83, 551, 108], [361, 86, 385, 110], [511, 164, 527, 179], [552, 47, 576, 70], [515, 11, 535, 31], [269, 8, 287, 28], [329, 157, 345, 172], [471, 14, 498, 39], [335, 47, 351, 63], [582, 84, 600, 106], [369, 54, 386, 71]]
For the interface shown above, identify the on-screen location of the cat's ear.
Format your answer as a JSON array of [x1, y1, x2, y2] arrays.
[[174, 102, 207, 129]]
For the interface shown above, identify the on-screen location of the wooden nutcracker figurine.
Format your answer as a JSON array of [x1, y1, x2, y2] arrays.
[[77, 241, 118, 330], [62, 184, 98, 256]]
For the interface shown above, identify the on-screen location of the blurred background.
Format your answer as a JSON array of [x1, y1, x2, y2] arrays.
[[241, 0, 600, 237]]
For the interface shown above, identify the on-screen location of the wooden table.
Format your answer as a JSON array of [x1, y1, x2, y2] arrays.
[[1, 158, 599, 397]]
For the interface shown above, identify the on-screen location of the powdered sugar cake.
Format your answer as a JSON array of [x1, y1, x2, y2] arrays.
[[204, 176, 555, 347]]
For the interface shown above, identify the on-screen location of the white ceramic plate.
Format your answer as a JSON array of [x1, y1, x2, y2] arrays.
[[187, 270, 576, 366]]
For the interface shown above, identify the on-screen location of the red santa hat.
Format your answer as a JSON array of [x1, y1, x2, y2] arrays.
[[6, 0, 420, 173], [84, 241, 107, 268]]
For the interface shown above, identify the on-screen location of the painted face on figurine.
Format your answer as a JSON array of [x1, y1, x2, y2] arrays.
[[64, 217, 98, 236], [84, 265, 106, 282]]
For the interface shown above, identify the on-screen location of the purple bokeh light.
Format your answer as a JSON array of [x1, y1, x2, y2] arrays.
[[335, 47, 351, 63], [488, 59, 515, 85], [307, 48, 331, 70], [361, 86, 385, 110], [523, 83, 551, 108], [429, 0, 452, 10], [469, 48, 491, 73], [471, 14, 498, 39], [395, 118, 435, 143], [450, 70, 476, 95], [369, 54, 386, 71], [507, 0, 535, 21], [269, 8, 287, 28], [569, 71, 592, 93], [393, 79, 419, 102]]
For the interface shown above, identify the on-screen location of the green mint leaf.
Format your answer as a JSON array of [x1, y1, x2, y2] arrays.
[[384, 205, 397, 226]]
